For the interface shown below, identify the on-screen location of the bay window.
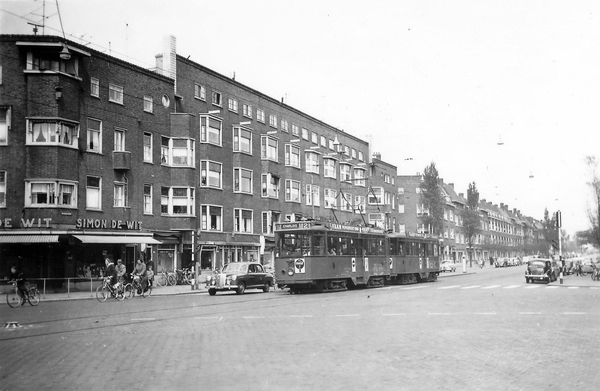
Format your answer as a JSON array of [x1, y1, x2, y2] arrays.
[[26, 180, 77, 208], [27, 119, 79, 147]]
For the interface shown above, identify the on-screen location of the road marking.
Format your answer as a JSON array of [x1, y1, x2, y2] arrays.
[[474, 312, 497, 315], [519, 312, 542, 315], [336, 314, 359, 317], [564, 312, 586, 315], [481, 285, 500, 289], [289, 315, 313, 318], [546, 286, 560, 289], [461, 285, 481, 289], [524, 285, 541, 289], [567, 286, 580, 289], [428, 313, 451, 315], [194, 316, 220, 320], [242, 316, 264, 319], [592, 287, 600, 290], [438, 285, 460, 290], [382, 313, 406, 316], [401, 286, 428, 290], [130, 318, 155, 321], [503, 285, 520, 289]]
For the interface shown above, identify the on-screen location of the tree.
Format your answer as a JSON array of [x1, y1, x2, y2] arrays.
[[462, 182, 481, 267], [580, 156, 600, 250], [541, 208, 558, 256], [419, 162, 445, 236]]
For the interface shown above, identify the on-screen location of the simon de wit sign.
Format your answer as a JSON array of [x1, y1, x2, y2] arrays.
[[0, 217, 143, 230]]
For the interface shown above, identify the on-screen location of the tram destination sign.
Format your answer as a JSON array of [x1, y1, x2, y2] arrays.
[[274, 221, 385, 234]]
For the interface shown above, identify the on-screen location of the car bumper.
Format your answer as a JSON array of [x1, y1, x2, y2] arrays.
[[525, 274, 548, 281]]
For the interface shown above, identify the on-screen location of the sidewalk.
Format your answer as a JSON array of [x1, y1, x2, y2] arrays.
[[38, 283, 208, 302]]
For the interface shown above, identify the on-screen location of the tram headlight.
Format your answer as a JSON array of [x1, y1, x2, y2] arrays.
[[287, 268, 295, 276]]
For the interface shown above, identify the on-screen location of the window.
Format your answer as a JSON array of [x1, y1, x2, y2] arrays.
[[291, 124, 299, 136], [281, 119, 289, 132], [340, 192, 353, 211], [320, 135, 327, 148], [311, 132, 318, 144], [228, 97, 238, 113], [87, 118, 101, 152], [344, 145, 350, 156], [261, 136, 278, 161], [114, 128, 125, 152], [353, 168, 366, 187], [108, 84, 123, 104], [369, 213, 385, 228], [351, 148, 357, 159], [262, 211, 280, 235], [114, 182, 127, 207], [233, 168, 253, 194], [305, 184, 320, 206], [324, 188, 337, 209], [161, 137, 195, 167], [143, 132, 153, 162], [305, 151, 319, 174], [243, 104, 252, 118], [233, 126, 252, 154], [261, 173, 280, 198], [86, 176, 101, 209], [211, 91, 222, 106], [285, 179, 301, 203], [368, 187, 383, 205], [200, 115, 222, 146], [0, 107, 10, 145], [324, 158, 336, 178], [234, 209, 253, 233], [194, 84, 206, 100], [358, 151, 364, 161], [143, 96, 153, 113], [27, 119, 79, 147], [26, 180, 77, 208], [329, 139, 334, 150], [201, 160, 222, 188], [269, 114, 277, 128], [340, 163, 351, 182], [301, 128, 309, 140], [0, 171, 5, 207], [90, 78, 99, 97], [143, 184, 153, 214], [201, 205, 222, 231], [354, 195, 365, 214], [161, 187, 195, 215], [285, 144, 300, 168], [256, 109, 265, 123], [26, 51, 79, 76]]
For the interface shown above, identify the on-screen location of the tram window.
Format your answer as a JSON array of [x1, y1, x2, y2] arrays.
[[398, 240, 405, 256], [433, 243, 439, 256], [349, 238, 363, 256], [367, 237, 383, 255], [409, 242, 416, 256], [327, 235, 338, 255], [313, 234, 325, 256], [339, 236, 350, 255], [419, 243, 426, 256]]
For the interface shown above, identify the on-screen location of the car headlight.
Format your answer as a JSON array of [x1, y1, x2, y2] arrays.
[[231, 274, 237, 281], [206, 275, 212, 281]]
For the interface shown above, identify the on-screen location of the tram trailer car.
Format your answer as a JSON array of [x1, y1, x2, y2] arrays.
[[386, 233, 440, 284], [274, 222, 440, 293]]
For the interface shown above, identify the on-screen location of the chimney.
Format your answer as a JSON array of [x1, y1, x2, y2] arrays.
[[449, 183, 454, 189], [459, 193, 464, 198], [500, 203, 504, 209], [161, 35, 177, 92], [372, 152, 381, 161]]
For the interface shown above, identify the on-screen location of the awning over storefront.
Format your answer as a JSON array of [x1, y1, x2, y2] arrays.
[[72, 235, 162, 244], [0, 235, 59, 243]]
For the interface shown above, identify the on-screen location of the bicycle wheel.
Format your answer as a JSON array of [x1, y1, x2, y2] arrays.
[[96, 285, 109, 302], [124, 283, 134, 299], [7, 291, 22, 308], [167, 274, 177, 286], [155, 273, 166, 287], [142, 284, 152, 297], [28, 288, 40, 306]]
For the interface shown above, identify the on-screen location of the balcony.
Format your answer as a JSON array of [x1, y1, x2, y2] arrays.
[[113, 151, 131, 170]]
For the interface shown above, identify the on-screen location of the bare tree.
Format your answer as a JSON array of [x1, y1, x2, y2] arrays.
[[581, 156, 600, 249], [541, 208, 558, 256], [420, 162, 445, 236], [462, 182, 481, 267]]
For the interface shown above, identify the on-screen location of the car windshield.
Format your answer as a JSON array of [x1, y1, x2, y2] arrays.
[[222, 263, 248, 273], [528, 261, 545, 268]]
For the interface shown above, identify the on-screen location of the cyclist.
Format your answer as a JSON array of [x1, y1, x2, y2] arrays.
[[9, 266, 28, 301], [115, 258, 126, 286], [131, 259, 148, 291], [105, 258, 118, 291]]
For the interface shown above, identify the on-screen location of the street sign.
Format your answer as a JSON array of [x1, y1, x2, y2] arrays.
[[556, 210, 562, 228]]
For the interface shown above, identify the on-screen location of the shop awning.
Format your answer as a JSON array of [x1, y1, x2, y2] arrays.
[[72, 235, 162, 244], [0, 235, 60, 243]]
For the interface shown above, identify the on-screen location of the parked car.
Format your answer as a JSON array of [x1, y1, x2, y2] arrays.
[[205, 262, 274, 295], [581, 261, 596, 274], [525, 258, 558, 283], [440, 261, 456, 272], [495, 258, 508, 268]]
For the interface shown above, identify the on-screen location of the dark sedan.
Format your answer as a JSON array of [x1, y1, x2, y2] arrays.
[[205, 262, 274, 295]]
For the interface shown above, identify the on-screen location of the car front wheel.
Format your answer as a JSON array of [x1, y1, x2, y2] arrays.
[[263, 283, 270, 293], [236, 282, 246, 295], [208, 288, 217, 296]]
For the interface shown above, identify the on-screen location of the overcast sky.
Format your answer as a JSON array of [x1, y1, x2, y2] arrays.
[[2, 0, 599, 236]]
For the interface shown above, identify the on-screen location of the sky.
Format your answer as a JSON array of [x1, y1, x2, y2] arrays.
[[2, 0, 600, 236]]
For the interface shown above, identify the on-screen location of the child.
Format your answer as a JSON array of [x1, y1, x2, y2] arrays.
[[146, 265, 154, 287]]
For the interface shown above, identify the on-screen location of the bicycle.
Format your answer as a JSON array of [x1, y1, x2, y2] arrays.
[[155, 270, 176, 287], [125, 275, 152, 298], [176, 268, 193, 285], [7, 281, 40, 308], [96, 277, 126, 302], [592, 267, 600, 282]]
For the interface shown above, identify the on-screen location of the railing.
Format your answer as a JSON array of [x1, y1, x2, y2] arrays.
[[0, 277, 105, 299]]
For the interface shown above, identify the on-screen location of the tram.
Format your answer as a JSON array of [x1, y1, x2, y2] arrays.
[[273, 221, 440, 293]]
